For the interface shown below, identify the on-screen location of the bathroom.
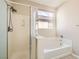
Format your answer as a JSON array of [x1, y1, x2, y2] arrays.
[[0, 0, 79, 59]]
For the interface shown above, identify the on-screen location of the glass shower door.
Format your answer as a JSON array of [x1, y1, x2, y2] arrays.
[[0, 0, 7, 59]]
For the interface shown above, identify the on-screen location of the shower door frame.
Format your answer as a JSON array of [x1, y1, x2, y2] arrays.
[[30, 6, 38, 59], [31, 8, 57, 59]]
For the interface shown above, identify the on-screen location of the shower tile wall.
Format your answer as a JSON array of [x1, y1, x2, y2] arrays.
[[8, 5, 30, 59]]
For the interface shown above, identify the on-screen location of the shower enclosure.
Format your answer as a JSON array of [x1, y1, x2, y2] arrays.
[[7, 1, 37, 59], [0, 0, 36, 59], [0, 0, 56, 59]]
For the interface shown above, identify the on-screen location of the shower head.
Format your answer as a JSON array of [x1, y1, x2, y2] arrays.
[[10, 6, 17, 13]]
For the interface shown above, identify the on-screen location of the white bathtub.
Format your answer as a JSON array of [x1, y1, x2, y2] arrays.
[[37, 36, 72, 59], [44, 44, 72, 59], [37, 37, 60, 59]]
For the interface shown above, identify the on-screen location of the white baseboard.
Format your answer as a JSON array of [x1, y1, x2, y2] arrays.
[[72, 53, 79, 59]]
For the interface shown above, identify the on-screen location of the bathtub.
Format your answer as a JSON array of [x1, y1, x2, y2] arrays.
[[37, 36, 72, 59], [44, 44, 72, 59]]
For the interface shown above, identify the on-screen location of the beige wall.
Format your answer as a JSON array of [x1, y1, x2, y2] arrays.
[[8, 5, 30, 59], [57, 0, 79, 55]]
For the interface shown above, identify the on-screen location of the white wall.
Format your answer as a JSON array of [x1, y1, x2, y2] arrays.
[[57, 0, 79, 55], [0, 0, 7, 59]]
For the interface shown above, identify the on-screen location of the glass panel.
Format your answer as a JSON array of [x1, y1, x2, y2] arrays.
[[36, 10, 55, 29], [36, 10, 56, 37], [0, 0, 7, 59], [38, 10, 54, 17], [38, 21, 48, 29]]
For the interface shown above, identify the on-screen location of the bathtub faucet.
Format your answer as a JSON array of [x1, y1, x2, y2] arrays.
[[59, 35, 63, 46]]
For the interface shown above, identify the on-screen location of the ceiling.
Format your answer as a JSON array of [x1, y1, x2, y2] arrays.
[[30, 0, 67, 8], [11, 0, 68, 8]]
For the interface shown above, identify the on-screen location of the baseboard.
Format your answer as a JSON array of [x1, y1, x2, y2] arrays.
[[72, 53, 79, 59]]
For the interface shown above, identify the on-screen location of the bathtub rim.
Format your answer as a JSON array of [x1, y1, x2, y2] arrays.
[[44, 44, 72, 53]]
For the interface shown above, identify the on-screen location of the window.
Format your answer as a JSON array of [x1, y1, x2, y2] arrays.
[[38, 21, 49, 29], [36, 10, 55, 29]]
